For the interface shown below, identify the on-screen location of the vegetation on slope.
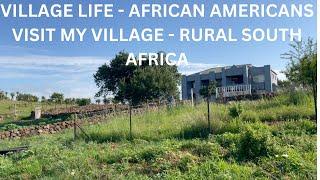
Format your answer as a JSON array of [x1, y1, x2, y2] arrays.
[[0, 92, 316, 179]]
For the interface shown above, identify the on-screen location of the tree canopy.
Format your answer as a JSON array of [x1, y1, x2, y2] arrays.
[[282, 38, 317, 115], [50, 92, 64, 103], [94, 51, 181, 105], [16, 93, 39, 102]]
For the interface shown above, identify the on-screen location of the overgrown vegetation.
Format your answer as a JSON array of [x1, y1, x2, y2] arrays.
[[0, 92, 316, 179]]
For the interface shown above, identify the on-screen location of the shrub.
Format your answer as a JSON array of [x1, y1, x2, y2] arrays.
[[228, 103, 243, 118], [272, 120, 316, 136], [258, 149, 316, 179], [177, 153, 196, 172], [138, 147, 164, 162], [258, 106, 314, 122], [237, 123, 272, 161], [180, 141, 221, 157], [216, 119, 244, 134], [287, 90, 311, 106], [215, 133, 241, 148], [1, 123, 21, 131], [258, 111, 276, 122], [179, 122, 209, 139], [276, 106, 313, 121], [240, 111, 259, 123]]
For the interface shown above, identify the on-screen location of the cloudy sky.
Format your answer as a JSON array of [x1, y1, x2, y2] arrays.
[[0, 0, 316, 98], [0, 52, 223, 98]]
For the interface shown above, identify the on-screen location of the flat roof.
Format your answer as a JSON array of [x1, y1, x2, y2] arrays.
[[189, 64, 253, 76]]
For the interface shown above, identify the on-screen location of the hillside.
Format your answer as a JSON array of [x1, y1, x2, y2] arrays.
[[0, 92, 316, 179]]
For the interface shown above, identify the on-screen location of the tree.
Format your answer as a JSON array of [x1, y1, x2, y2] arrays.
[[0, 91, 8, 100], [200, 81, 217, 133], [10, 92, 15, 100], [50, 93, 64, 104], [282, 38, 317, 116], [16, 93, 38, 102], [95, 99, 101, 104], [76, 98, 91, 106], [94, 51, 181, 105]]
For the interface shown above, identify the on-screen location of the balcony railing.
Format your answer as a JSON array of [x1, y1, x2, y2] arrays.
[[216, 84, 251, 98]]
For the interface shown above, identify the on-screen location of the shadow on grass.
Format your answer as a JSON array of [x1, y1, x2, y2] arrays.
[[80, 132, 133, 143], [176, 122, 210, 139]]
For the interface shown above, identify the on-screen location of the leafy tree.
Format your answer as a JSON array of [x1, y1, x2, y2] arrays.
[[102, 95, 109, 105], [76, 98, 91, 106], [0, 91, 8, 100], [94, 51, 137, 100], [64, 98, 75, 105], [10, 92, 15, 100], [16, 93, 39, 102], [95, 99, 101, 104], [282, 38, 317, 116], [50, 93, 64, 103], [94, 51, 180, 105], [199, 81, 217, 99]]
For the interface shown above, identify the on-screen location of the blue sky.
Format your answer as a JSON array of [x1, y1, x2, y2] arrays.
[[0, 0, 317, 98]]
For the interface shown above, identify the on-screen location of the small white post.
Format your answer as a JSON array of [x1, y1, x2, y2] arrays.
[[191, 88, 194, 106]]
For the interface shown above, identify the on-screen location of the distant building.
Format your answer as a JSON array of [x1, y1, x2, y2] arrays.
[[181, 64, 278, 101]]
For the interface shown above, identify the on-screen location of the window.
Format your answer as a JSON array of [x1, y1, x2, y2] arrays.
[[226, 75, 243, 85], [253, 75, 265, 83]]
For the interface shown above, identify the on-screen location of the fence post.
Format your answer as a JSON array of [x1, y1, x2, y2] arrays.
[[207, 97, 211, 133], [129, 105, 132, 139], [14, 103, 17, 120], [73, 114, 77, 140]]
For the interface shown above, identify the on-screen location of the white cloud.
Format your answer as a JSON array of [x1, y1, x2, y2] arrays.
[[0, 55, 109, 99]]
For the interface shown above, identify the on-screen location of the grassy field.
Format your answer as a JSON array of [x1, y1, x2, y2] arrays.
[[0, 91, 316, 179], [0, 100, 69, 122]]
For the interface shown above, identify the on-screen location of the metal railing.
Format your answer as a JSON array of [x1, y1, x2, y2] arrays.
[[216, 84, 252, 98]]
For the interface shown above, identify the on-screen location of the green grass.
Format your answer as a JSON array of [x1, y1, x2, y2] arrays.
[[0, 93, 316, 179], [0, 100, 70, 128], [0, 100, 69, 120]]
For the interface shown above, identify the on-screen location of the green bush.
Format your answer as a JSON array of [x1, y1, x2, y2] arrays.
[[240, 111, 259, 123], [138, 147, 164, 162], [180, 141, 221, 157], [258, 111, 276, 122], [228, 103, 243, 118], [216, 119, 244, 134], [276, 106, 313, 121], [258, 106, 314, 122], [177, 153, 196, 172], [237, 123, 272, 161], [1, 123, 21, 131], [258, 148, 316, 179], [272, 120, 316, 136], [287, 90, 311, 106]]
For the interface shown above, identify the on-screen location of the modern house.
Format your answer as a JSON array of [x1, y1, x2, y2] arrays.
[[181, 64, 278, 101]]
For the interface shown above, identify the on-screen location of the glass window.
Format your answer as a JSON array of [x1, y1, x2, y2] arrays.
[[253, 75, 265, 83]]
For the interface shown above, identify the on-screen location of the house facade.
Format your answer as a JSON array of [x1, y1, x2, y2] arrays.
[[181, 64, 278, 101]]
